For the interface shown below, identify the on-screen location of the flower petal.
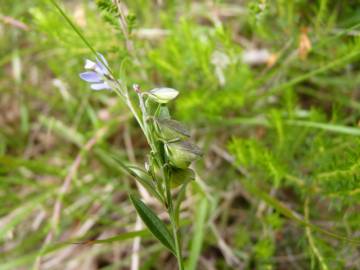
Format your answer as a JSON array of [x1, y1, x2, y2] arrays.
[[79, 71, 102, 83], [84, 59, 96, 69], [97, 52, 108, 66], [90, 82, 111, 91], [94, 65, 106, 75], [95, 53, 109, 75]]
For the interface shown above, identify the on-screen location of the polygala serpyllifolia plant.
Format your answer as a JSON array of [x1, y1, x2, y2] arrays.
[[80, 53, 202, 269]]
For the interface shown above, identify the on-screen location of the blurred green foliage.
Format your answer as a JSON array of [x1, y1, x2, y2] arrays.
[[1, 0, 360, 269]]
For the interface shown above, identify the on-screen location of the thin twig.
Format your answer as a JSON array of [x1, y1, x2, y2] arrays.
[[210, 223, 244, 269], [0, 14, 29, 30]]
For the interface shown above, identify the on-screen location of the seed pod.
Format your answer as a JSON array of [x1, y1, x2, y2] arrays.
[[155, 118, 190, 140], [165, 141, 202, 169], [148, 87, 179, 104], [170, 168, 195, 188]]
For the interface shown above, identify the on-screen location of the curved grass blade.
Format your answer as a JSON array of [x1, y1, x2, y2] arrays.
[[129, 194, 176, 254], [244, 182, 360, 245], [1, 230, 149, 270]]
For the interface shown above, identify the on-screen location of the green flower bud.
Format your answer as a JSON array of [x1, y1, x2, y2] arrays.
[[148, 87, 179, 104], [155, 118, 190, 140], [165, 141, 202, 169], [170, 168, 195, 188]]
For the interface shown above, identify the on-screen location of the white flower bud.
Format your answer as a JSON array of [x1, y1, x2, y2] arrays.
[[148, 87, 179, 104]]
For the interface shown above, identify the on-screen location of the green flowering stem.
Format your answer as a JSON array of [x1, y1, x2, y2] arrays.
[[169, 203, 185, 270], [136, 86, 184, 269]]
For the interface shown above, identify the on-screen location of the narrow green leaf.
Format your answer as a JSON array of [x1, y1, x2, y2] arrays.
[[129, 194, 176, 254], [108, 153, 164, 202], [185, 197, 208, 270], [46, 229, 150, 253], [0, 230, 150, 270], [48, 0, 98, 58], [127, 165, 165, 203], [211, 117, 360, 136]]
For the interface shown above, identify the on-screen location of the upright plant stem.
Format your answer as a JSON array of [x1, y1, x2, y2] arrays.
[[170, 209, 184, 270], [166, 180, 184, 270]]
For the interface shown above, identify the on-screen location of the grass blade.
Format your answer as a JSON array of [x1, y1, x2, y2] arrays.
[[244, 182, 360, 245], [185, 197, 208, 270]]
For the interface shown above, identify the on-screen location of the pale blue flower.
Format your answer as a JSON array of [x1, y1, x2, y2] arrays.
[[79, 53, 112, 91]]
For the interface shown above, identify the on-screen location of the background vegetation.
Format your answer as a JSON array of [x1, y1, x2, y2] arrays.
[[1, 0, 360, 269]]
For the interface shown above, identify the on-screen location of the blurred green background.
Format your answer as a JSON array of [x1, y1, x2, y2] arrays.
[[1, 0, 360, 269]]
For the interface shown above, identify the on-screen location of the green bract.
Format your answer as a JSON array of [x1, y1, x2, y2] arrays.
[[170, 168, 195, 188], [148, 87, 179, 104], [155, 118, 190, 140], [165, 141, 202, 169], [129, 166, 153, 182]]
